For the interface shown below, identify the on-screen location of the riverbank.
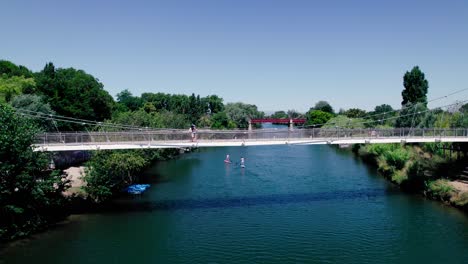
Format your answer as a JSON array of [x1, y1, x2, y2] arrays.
[[63, 166, 86, 197], [350, 143, 468, 212]]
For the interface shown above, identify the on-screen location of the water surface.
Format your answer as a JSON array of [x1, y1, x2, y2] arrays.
[[1, 145, 468, 263]]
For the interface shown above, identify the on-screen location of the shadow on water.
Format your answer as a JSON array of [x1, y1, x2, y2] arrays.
[[103, 188, 400, 214], [141, 157, 203, 183]]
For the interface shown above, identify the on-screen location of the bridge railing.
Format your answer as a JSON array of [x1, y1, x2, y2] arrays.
[[34, 128, 468, 146]]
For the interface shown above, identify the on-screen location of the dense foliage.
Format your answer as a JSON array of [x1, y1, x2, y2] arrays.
[[402, 66, 428, 106], [305, 110, 334, 127], [84, 149, 179, 202], [35, 63, 115, 130], [0, 104, 68, 241]]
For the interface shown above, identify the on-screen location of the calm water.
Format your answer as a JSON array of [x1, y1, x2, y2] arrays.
[[1, 145, 468, 263]]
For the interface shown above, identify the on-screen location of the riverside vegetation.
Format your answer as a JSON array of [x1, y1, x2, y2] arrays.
[[352, 143, 468, 211], [2, 60, 468, 241]]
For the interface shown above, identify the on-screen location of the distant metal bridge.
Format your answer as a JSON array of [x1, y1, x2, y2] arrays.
[[33, 128, 468, 152]]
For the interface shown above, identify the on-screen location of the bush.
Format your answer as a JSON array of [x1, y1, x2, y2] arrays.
[[366, 144, 399, 157], [376, 156, 394, 177], [453, 192, 468, 207], [392, 170, 408, 184], [84, 151, 148, 202], [427, 180, 454, 201], [384, 148, 410, 170]]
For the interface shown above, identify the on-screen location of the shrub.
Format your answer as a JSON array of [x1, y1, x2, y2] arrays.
[[452, 192, 468, 207], [392, 170, 408, 184], [427, 179, 454, 201], [384, 148, 410, 170], [366, 144, 399, 157]]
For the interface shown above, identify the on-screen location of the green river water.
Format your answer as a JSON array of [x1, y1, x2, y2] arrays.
[[1, 145, 468, 263]]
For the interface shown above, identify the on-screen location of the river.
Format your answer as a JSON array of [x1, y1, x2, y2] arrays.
[[1, 145, 468, 263]]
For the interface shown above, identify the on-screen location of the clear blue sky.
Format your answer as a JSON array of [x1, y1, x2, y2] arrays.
[[1, 0, 467, 112]]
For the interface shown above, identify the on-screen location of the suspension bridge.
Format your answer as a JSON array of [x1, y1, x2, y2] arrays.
[[12, 88, 468, 152], [33, 128, 468, 152]]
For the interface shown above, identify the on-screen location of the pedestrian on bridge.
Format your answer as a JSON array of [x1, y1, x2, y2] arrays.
[[190, 124, 197, 142]]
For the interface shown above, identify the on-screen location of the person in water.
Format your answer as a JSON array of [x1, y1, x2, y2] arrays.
[[225, 154, 231, 163], [240, 157, 245, 167]]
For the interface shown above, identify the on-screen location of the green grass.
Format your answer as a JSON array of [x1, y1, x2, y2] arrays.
[[427, 179, 454, 200]]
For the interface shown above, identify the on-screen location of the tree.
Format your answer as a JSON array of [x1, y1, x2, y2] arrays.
[[402, 66, 429, 106], [0, 75, 36, 103], [205, 95, 224, 114], [117, 89, 143, 111], [270, 111, 288, 119], [0, 104, 68, 240], [459, 103, 468, 114], [84, 151, 149, 202], [225, 102, 264, 129], [0, 60, 33, 78], [373, 104, 393, 117], [395, 102, 427, 128], [343, 108, 366, 118], [305, 109, 334, 127], [314, 101, 334, 114], [35, 64, 115, 130], [11, 94, 56, 131], [287, 110, 303, 118], [211, 112, 233, 129], [322, 115, 365, 129]]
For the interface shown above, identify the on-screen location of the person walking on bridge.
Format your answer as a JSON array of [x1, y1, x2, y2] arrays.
[[190, 124, 197, 142]]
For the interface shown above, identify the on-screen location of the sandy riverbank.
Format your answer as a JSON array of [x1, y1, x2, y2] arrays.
[[63, 166, 86, 196]]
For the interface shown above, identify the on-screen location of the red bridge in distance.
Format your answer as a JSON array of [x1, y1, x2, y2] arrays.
[[250, 118, 307, 124]]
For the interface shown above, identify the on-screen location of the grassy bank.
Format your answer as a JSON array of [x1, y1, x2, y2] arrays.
[[352, 143, 468, 212]]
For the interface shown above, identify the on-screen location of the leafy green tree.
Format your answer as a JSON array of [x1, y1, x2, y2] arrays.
[[141, 92, 171, 110], [35, 63, 115, 130], [84, 151, 148, 202], [270, 111, 288, 119], [343, 108, 366, 118], [314, 101, 334, 114], [110, 109, 164, 129], [188, 93, 202, 123], [205, 95, 224, 114], [211, 112, 232, 129], [402, 66, 429, 106], [287, 110, 303, 118], [0, 104, 68, 240], [225, 102, 264, 129], [117, 89, 143, 111], [418, 108, 443, 128], [322, 115, 365, 129], [159, 111, 190, 129], [372, 104, 394, 119], [395, 102, 427, 128], [450, 112, 468, 128], [0, 75, 36, 102], [0, 60, 33, 78], [11, 94, 56, 131], [197, 115, 212, 128], [305, 109, 334, 127], [459, 103, 468, 114]]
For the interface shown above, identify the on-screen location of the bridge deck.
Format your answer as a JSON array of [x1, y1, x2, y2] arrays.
[[33, 128, 468, 151]]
